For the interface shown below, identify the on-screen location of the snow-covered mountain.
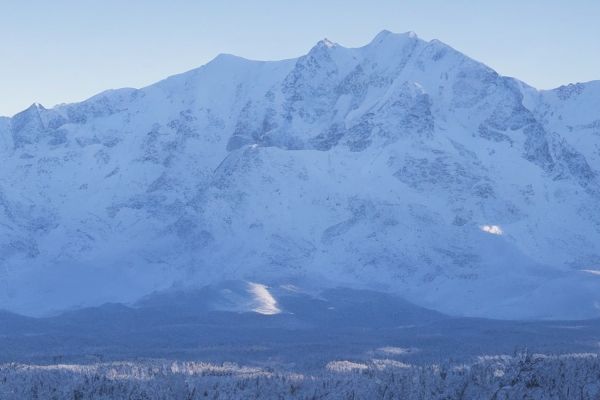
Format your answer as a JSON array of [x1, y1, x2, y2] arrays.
[[1, 30, 599, 319]]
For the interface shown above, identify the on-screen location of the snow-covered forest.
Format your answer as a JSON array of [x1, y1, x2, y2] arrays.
[[1, 353, 599, 399]]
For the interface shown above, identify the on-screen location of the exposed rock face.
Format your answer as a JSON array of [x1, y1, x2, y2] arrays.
[[0, 31, 599, 319]]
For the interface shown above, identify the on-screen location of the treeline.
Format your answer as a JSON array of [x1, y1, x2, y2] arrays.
[[1, 353, 599, 399]]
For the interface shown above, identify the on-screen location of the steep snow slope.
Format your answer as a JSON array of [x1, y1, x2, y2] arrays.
[[0, 31, 599, 318]]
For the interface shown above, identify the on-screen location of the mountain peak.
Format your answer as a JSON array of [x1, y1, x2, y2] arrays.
[[305, 38, 343, 61], [25, 102, 45, 113], [364, 30, 422, 53], [372, 29, 418, 42], [210, 53, 250, 64], [13, 102, 44, 119], [316, 38, 337, 49]]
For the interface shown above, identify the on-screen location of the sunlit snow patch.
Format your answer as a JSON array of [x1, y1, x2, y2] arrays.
[[326, 361, 369, 373], [480, 225, 503, 235], [581, 269, 600, 276], [376, 346, 410, 355], [247, 282, 281, 315]]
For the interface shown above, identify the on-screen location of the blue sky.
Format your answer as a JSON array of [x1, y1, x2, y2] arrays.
[[2, 0, 599, 116]]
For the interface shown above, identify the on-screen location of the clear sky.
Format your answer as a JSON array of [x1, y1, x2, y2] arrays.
[[2, 0, 599, 116]]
